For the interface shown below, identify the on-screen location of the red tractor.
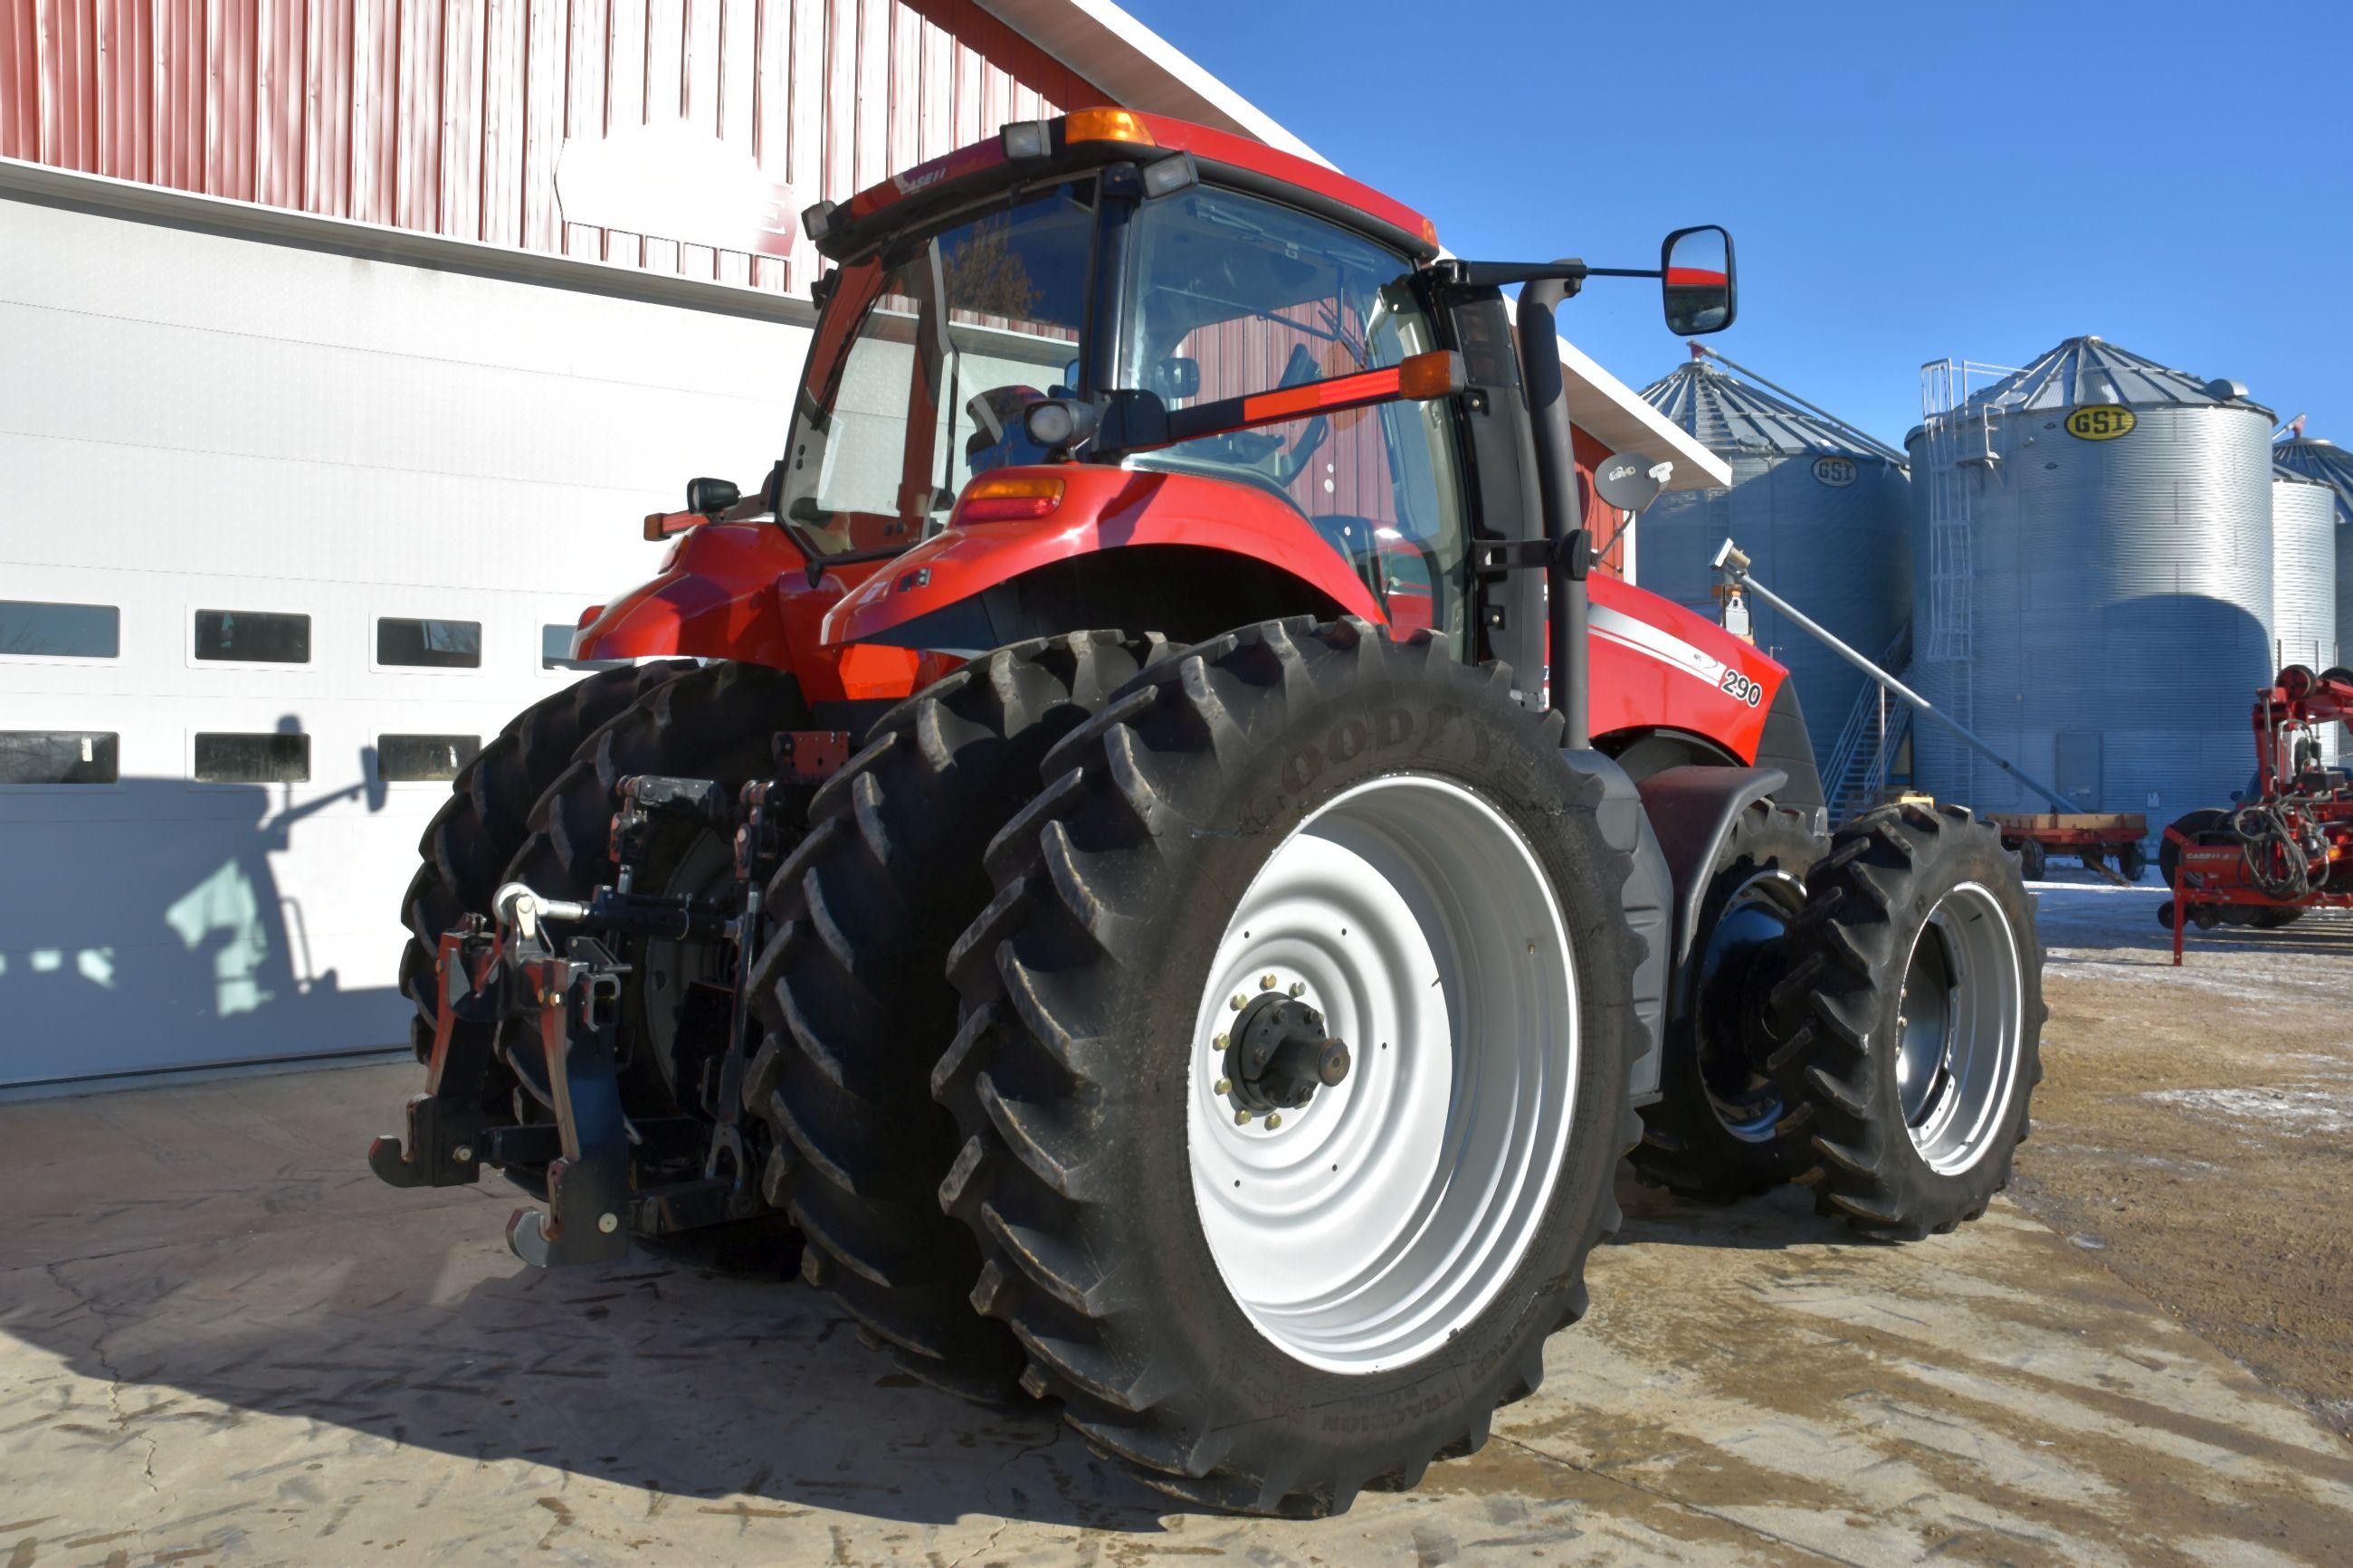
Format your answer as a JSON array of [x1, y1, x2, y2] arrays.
[[372, 109, 2043, 1514], [2160, 661, 2353, 955]]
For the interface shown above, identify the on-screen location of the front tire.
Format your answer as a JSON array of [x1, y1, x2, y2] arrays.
[[1772, 803, 2044, 1240], [1630, 801, 1821, 1203], [936, 620, 1642, 1515]]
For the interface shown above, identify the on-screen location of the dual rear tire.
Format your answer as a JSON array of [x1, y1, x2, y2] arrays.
[[744, 618, 1643, 1512]]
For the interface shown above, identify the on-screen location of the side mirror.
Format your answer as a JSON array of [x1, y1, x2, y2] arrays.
[[686, 476, 740, 516], [1146, 357, 1201, 401], [1662, 225, 1735, 337]]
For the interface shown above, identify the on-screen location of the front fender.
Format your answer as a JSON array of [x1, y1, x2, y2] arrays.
[[1589, 576, 1787, 765], [822, 466, 1386, 650]]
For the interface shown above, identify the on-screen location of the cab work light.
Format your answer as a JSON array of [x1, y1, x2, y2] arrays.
[[1062, 108, 1155, 147], [1001, 120, 1051, 160], [957, 475, 1065, 523]]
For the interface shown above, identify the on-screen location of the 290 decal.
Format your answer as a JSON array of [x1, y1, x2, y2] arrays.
[[1719, 669, 1764, 707]]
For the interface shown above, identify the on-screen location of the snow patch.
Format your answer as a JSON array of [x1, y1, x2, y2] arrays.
[[2144, 1086, 2353, 1137]]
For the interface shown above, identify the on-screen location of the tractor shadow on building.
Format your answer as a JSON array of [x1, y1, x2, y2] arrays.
[[0, 771, 405, 1088]]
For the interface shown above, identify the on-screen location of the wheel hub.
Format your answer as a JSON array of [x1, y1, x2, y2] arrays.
[[1186, 774, 1577, 1374], [1224, 992, 1352, 1117], [1692, 872, 1803, 1142]]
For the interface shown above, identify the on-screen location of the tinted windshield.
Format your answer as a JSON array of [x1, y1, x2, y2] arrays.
[[1119, 185, 1470, 651], [779, 182, 1094, 557]]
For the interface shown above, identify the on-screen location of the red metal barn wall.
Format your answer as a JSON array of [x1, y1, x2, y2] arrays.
[[1, 0, 1108, 294]]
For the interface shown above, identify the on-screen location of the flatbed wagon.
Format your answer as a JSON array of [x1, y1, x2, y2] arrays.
[[1988, 812, 2149, 881]]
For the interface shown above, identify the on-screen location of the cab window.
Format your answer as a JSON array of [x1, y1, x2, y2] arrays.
[[778, 183, 1093, 557], [1119, 186, 1471, 652]]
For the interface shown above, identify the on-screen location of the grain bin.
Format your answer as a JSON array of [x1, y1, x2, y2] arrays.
[[1637, 351, 1911, 779], [2272, 465, 2338, 671], [2270, 435, 2353, 667], [2272, 463, 2339, 763], [1907, 337, 2274, 821]]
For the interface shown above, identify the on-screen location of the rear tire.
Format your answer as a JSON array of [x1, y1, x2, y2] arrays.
[[742, 631, 1170, 1401], [396, 661, 697, 1118], [1771, 803, 2044, 1240], [1629, 801, 1820, 1203], [400, 661, 695, 1054], [936, 620, 1642, 1515], [497, 661, 811, 1201]]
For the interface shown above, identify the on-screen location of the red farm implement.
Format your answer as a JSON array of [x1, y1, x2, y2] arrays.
[[2162, 662, 2353, 961]]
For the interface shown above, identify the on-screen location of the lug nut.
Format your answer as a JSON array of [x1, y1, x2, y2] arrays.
[[1319, 1040, 1352, 1086], [596, 1212, 620, 1234], [1215, 1032, 1229, 1050], [1234, 1108, 1253, 1126], [1265, 1113, 1282, 1131], [1260, 974, 1277, 990], [1215, 1077, 1232, 1095], [1288, 982, 1305, 998], [452, 1145, 473, 1164], [1230, 993, 1246, 1012]]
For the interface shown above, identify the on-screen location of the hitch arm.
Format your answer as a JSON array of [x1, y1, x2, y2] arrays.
[[506, 937, 636, 1268]]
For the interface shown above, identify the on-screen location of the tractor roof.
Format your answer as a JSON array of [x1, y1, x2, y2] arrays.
[[805, 109, 1439, 267]]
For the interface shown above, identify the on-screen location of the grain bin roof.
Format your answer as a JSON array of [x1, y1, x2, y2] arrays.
[[1638, 360, 1893, 460], [1964, 336, 2272, 415], [2273, 438, 2353, 529]]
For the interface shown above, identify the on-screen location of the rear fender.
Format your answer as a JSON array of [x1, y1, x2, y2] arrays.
[[572, 520, 950, 707], [823, 466, 1386, 651], [573, 521, 804, 667]]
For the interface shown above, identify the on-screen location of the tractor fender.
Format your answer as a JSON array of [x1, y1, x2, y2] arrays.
[[573, 519, 805, 668], [1634, 764, 1794, 985], [822, 465, 1386, 652], [1587, 576, 1788, 772], [1560, 747, 1672, 1106], [571, 520, 950, 708]]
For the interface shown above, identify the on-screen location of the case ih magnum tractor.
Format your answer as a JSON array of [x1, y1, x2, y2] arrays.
[[372, 109, 2043, 1514]]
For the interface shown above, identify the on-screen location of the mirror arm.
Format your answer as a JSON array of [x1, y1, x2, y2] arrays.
[[1430, 259, 1589, 290]]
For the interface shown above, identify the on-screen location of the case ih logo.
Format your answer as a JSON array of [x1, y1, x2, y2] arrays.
[[557, 119, 802, 262]]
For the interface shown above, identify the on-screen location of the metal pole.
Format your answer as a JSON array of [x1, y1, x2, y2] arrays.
[[1711, 537, 2079, 815]]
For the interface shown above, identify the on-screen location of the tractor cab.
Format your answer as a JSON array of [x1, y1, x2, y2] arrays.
[[772, 109, 1733, 674], [776, 109, 1476, 650]]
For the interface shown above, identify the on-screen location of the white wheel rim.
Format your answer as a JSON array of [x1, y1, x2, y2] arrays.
[[1186, 774, 1577, 1374], [1895, 881, 2025, 1175]]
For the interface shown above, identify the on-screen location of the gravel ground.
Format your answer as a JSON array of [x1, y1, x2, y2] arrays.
[[2010, 872, 2353, 1439]]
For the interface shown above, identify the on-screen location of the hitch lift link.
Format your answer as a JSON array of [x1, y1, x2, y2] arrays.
[[366, 732, 849, 1266]]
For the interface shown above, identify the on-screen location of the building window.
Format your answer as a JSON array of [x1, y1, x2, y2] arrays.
[[195, 609, 310, 664], [0, 731, 119, 784], [378, 616, 482, 669], [378, 734, 481, 782], [0, 600, 119, 659], [542, 624, 628, 672], [194, 732, 310, 784]]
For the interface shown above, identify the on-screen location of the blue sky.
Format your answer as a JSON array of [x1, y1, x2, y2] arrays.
[[1122, 1, 2351, 447]]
